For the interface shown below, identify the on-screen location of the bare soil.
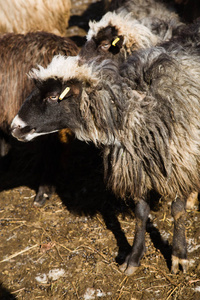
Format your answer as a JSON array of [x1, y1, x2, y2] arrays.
[[0, 1, 200, 299]]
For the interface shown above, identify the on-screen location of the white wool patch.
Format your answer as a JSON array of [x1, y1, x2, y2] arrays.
[[83, 288, 108, 300], [87, 11, 159, 50], [35, 273, 48, 284], [29, 55, 98, 84], [35, 268, 65, 284], [48, 268, 65, 281]]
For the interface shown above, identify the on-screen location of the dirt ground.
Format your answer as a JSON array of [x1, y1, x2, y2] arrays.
[[0, 1, 200, 299]]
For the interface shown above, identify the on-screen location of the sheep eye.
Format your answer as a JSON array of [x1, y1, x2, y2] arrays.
[[100, 42, 110, 51], [49, 95, 59, 101]]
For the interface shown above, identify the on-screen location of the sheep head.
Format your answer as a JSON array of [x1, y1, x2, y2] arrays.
[[11, 77, 81, 141], [11, 55, 125, 145], [79, 11, 159, 64]]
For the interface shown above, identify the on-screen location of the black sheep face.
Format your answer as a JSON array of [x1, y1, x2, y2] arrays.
[[11, 78, 83, 142], [79, 25, 124, 63]]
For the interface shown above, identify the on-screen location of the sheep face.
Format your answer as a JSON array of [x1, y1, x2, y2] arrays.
[[79, 11, 159, 65], [79, 25, 124, 63], [11, 78, 83, 142], [11, 55, 124, 145]]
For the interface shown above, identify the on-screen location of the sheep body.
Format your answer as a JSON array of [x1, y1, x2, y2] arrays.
[[80, 10, 200, 210], [29, 52, 200, 201], [109, 0, 179, 21], [0, 0, 71, 35], [11, 45, 200, 273], [161, 18, 200, 56]]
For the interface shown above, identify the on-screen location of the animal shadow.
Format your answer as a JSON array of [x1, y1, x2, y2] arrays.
[[0, 283, 16, 300]]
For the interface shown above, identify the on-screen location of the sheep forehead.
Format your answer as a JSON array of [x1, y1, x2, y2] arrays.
[[87, 11, 139, 41], [87, 11, 157, 48], [29, 55, 97, 83]]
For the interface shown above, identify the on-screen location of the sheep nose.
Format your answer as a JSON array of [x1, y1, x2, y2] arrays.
[[11, 124, 21, 138], [11, 115, 27, 131], [11, 124, 21, 130], [10, 115, 29, 140], [10, 122, 22, 135]]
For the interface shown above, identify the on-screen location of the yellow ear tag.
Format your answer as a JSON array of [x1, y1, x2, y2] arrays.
[[112, 37, 120, 46], [59, 87, 70, 100]]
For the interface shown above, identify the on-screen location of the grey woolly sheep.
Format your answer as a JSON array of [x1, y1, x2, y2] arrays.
[[0, 0, 71, 36], [108, 0, 181, 40], [79, 7, 200, 211], [79, 0, 182, 64], [10, 43, 200, 275], [0, 31, 78, 206]]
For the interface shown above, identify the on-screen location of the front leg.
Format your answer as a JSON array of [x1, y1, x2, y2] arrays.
[[171, 197, 188, 274], [33, 184, 55, 207], [119, 198, 150, 276], [33, 133, 62, 207]]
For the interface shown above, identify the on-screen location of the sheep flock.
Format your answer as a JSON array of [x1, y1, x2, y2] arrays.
[[1, 0, 200, 297]]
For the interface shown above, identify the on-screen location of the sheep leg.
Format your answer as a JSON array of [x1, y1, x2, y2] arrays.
[[33, 134, 61, 207], [119, 199, 150, 276], [171, 197, 188, 274], [33, 184, 55, 207]]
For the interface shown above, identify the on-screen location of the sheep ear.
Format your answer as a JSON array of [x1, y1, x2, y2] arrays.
[[70, 81, 82, 97]]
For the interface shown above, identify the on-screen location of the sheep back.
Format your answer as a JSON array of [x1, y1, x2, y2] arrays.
[[0, 0, 71, 36]]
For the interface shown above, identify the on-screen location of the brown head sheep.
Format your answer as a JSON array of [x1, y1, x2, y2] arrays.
[[11, 42, 200, 275], [79, 0, 182, 64], [0, 31, 78, 206], [0, 0, 71, 36]]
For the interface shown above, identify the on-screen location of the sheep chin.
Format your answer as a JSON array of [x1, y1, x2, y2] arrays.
[[24, 129, 59, 142]]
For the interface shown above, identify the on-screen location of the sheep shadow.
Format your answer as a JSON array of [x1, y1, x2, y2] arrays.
[[0, 137, 132, 263], [55, 139, 134, 264], [51, 139, 174, 268], [0, 137, 192, 270], [0, 283, 16, 300], [146, 218, 172, 271], [0, 133, 63, 194]]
